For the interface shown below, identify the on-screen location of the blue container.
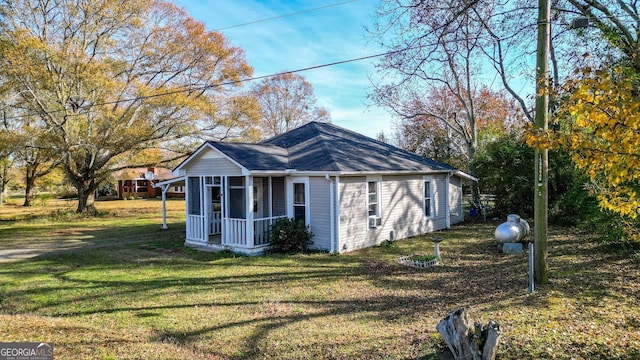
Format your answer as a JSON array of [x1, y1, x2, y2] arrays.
[[470, 208, 478, 217]]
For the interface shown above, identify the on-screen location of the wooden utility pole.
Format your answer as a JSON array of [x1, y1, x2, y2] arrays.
[[534, 0, 550, 284]]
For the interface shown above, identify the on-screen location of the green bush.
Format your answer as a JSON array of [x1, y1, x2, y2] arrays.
[[471, 132, 591, 224], [379, 239, 398, 249], [268, 218, 313, 254], [412, 254, 438, 262]]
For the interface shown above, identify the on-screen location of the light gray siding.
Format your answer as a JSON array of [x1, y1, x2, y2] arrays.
[[449, 176, 464, 224], [184, 148, 242, 176], [429, 174, 449, 229], [338, 177, 368, 252], [383, 175, 427, 241], [338, 174, 451, 252], [308, 177, 332, 251]]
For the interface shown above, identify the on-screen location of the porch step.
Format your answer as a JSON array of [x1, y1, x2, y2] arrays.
[[184, 240, 269, 256]]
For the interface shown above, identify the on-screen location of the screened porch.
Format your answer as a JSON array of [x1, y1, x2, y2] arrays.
[[185, 175, 287, 250]]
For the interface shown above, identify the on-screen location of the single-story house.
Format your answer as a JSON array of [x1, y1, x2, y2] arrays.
[[167, 121, 476, 255]]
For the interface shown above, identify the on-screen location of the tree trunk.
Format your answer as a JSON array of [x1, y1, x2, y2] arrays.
[[436, 308, 500, 360], [23, 168, 36, 207], [0, 164, 8, 206], [0, 180, 6, 207], [76, 185, 97, 213]]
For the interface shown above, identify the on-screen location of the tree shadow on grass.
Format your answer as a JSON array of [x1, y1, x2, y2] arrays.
[[0, 222, 522, 358], [3, 222, 637, 359], [1, 222, 191, 264]]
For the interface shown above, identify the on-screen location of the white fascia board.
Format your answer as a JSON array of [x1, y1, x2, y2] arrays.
[[249, 169, 478, 180], [334, 170, 455, 177], [249, 170, 342, 176], [174, 142, 249, 175], [453, 170, 478, 182], [152, 176, 185, 188]]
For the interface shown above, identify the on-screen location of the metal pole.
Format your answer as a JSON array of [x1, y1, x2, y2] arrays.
[[528, 242, 535, 293], [534, 0, 550, 284]]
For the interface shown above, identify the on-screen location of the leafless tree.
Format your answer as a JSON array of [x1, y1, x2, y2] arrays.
[[251, 73, 330, 139]]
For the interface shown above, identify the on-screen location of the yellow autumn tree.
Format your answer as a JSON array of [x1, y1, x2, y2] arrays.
[[0, 0, 254, 213], [528, 67, 640, 241]]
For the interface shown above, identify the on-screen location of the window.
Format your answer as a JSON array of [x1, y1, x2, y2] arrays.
[[293, 182, 306, 223], [288, 178, 309, 226], [367, 181, 382, 228], [424, 180, 432, 217]]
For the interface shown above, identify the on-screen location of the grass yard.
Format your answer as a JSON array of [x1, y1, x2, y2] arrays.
[[0, 199, 639, 359]]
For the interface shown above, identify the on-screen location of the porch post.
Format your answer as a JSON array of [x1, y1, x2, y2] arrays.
[[327, 175, 335, 253], [268, 177, 273, 218], [222, 176, 228, 246], [335, 176, 341, 253], [161, 184, 169, 230], [246, 175, 254, 247]]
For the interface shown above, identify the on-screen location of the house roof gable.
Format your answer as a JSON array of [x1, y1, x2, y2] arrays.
[[173, 142, 248, 174], [263, 122, 456, 172], [208, 142, 289, 171], [181, 122, 466, 175]]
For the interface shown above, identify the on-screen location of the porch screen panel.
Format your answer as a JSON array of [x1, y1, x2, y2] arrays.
[[271, 177, 286, 216], [261, 178, 269, 216], [229, 176, 246, 219], [188, 177, 201, 215]]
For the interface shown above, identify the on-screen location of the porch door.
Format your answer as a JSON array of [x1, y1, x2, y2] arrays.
[[287, 177, 310, 226], [253, 178, 265, 219], [252, 177, 269, 245], [187, 176, 205, 241], [207, 176, 223, 236]]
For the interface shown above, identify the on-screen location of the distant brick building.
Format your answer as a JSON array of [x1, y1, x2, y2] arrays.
[[115, 167, 184, 199]]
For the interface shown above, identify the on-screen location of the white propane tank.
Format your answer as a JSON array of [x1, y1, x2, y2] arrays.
[[495, 214, 530, 244]]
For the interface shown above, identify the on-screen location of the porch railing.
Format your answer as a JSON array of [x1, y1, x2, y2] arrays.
[[223, 218, 247, 246], [187, 214, 205, 241], [254, 215, 287, 246], [220, 216, 288, 247]]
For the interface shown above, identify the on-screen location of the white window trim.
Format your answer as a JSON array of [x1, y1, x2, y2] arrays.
[[287, 177, 310, 227], [423, 176, 434, 219], [366, 176, 382, 229]]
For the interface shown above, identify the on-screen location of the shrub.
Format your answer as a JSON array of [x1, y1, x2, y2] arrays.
[[412, 254, 438, 262], [268, 218, 313, 254], [379, 239, 398, 249]]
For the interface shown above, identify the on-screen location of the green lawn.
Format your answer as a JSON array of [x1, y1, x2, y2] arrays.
[[0, 200, 638, 359]]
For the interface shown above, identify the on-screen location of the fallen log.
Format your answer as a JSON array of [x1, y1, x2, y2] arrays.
[[436, 308, 500, 360]]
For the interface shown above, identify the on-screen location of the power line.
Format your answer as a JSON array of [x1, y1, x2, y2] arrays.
[[3, 45, 410, 121], [214, 0, 359, 31], [3, 0, 481, 121]]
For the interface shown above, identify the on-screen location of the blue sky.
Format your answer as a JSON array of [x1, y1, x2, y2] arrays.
[[172, 0, 393, 139]]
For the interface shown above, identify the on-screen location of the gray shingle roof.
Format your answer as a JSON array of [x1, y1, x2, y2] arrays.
[[208, 121, 456, 173]]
